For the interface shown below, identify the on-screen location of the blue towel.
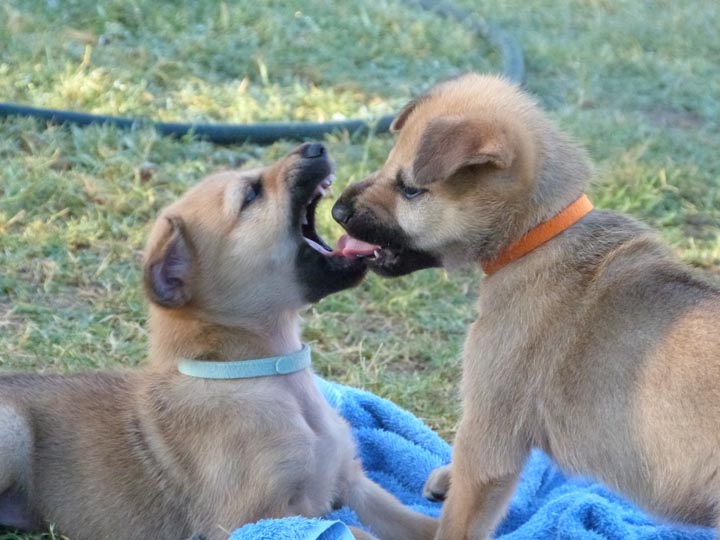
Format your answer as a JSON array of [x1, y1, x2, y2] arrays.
[[230, 378, 715, 540]]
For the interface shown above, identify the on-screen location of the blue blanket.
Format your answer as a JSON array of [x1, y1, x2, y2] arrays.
[[230, 378, 715, 540]]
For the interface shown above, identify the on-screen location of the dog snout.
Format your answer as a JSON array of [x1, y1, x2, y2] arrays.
[[332, 179, 373, 225], [332, 198, 353, 224], [296, 142, 326, 159]]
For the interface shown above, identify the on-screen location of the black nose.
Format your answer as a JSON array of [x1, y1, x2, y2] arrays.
[[332, 199, 353, 224], [300, 142, 326, 159]]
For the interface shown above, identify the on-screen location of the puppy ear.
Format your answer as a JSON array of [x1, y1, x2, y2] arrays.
[[412, 116, 513, 186], [390, 96, 423, 133], [143, 216, 194, 308]]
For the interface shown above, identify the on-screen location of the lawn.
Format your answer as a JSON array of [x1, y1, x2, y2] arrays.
[[1, 1, 719, 538]]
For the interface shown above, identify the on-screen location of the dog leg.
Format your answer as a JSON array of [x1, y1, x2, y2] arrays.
[[0, 405, 37, 530], [424, 465, 452, 502], [434, 421, 524, 540], [344, 466, 438, 540], [434, 471, 518, 540]]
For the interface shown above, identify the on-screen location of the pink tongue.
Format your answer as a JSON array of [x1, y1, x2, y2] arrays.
[[334, 234, 380, 258]]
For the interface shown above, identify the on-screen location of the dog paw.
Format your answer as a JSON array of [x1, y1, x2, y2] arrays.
[[423, 464, 452, 502]]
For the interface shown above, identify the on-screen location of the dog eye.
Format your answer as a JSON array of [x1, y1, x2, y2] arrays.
[[242, 181, 262, 209], [400, 184, 426, 200]]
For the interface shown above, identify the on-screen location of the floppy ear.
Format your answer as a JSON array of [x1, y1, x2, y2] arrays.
[[143, 216, 194, 308], [412, 116, 514, 186], [390, 96, 423, 133]]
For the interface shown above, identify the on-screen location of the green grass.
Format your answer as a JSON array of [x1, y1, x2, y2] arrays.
[[0, 526, 66, 540], [1, 0, 719, 537]]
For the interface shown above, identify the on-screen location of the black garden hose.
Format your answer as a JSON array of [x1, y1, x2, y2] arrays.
[[0, 104, 394, 145], [0, 1, 524, 145]]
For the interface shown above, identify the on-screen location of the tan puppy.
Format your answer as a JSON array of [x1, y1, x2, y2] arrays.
[[332, 74, 720, 539], [0, 143, 438, 540]]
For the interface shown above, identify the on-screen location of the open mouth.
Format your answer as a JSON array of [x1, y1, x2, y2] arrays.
[[335, 236, 413, 267], [336, 235, 440, 276], [332, 229, 440, 277], [294, 158, 370, 302], [336, 234, 381, 259], [300, 173, 337, 254], [297, 165, 435, 278], [300, 175, 384, 260]]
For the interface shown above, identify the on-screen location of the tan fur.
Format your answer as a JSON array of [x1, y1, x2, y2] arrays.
[[335, 74, 720, 539], [0, 145, 437, 540]]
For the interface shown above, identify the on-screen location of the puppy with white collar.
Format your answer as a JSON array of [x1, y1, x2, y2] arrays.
[[0, 143, 437, 540]]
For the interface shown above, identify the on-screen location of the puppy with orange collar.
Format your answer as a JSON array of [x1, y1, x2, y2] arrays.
[[333, 74, 720, 539]]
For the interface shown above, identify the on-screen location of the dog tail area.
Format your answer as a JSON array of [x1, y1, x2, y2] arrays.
[[344, 471, 437, 540]]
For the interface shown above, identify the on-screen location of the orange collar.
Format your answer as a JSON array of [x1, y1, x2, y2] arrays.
[[482, 194, 594, 275]]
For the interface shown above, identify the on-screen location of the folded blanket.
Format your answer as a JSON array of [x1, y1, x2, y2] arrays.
[[230, 378, 715, 540]]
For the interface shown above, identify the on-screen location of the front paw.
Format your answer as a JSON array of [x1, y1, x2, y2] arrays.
[[423, 465, 452, 502]]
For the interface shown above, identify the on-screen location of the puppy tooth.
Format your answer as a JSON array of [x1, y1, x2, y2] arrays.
[[373, 249, 380, 258], [303, 216, 309, 225]]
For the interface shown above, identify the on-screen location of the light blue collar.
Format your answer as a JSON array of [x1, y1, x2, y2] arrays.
[[178, 344, 311, 379]]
